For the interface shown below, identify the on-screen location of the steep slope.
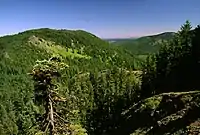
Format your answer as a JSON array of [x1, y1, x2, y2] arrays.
[[0, 28, 137, 72], [112, 32, 175, 55], [114, 91, 200, 135], [0, 28, 137, 134]]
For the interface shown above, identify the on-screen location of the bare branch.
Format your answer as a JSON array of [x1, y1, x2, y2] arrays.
[[54, 112, 69, 124]]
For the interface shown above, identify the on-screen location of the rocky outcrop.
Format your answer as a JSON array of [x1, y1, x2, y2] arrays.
[[112, 91, 200, 135]]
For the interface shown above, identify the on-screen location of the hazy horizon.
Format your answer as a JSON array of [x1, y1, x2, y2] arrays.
[[1, 0, 200, 38]]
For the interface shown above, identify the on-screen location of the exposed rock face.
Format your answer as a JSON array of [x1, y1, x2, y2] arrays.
[[113, 91, 200, 135]]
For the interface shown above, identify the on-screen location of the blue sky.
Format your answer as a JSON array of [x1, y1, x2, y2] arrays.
[[0, 0, 200, 38]]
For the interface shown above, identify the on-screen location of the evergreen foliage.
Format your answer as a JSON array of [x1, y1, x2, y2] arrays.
[[141, 20, 200, 98], [0, 21, 200, 135], [0, 28, 137, 134]]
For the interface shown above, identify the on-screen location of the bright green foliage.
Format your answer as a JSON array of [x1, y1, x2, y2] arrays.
[[141, 96, 162, 110], [23, 28, 136, 71], [1, 21, 200, 135], [28, 35, 91, 59], [0, 28, 137, 134], [30, 57, 88, 135], [29, 57, 140, 135], [0, 34, 48, 135]]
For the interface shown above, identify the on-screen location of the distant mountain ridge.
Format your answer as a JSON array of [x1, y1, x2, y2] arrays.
[[108, 32, 175, 54], [104, 38, 138, 43], [144, 32, 175, 39]]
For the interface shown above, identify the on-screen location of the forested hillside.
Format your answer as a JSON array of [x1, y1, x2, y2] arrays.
[[1, 21, 200, 135], [111, 32, 175, 55], [0, 28, 138, 135]]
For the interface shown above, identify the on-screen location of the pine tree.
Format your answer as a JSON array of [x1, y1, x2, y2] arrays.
[[141, 20, 197, 94], [30, 57, 70, 135], [191, 25, 200, 89]]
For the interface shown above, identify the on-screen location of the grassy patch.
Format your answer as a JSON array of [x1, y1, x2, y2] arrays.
[[28, 35, 91, 59], [47, 45, 91, 59], [141, 96, 162, 110]]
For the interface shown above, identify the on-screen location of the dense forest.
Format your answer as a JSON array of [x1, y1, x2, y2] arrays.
[[0, 21, 200, 135]]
